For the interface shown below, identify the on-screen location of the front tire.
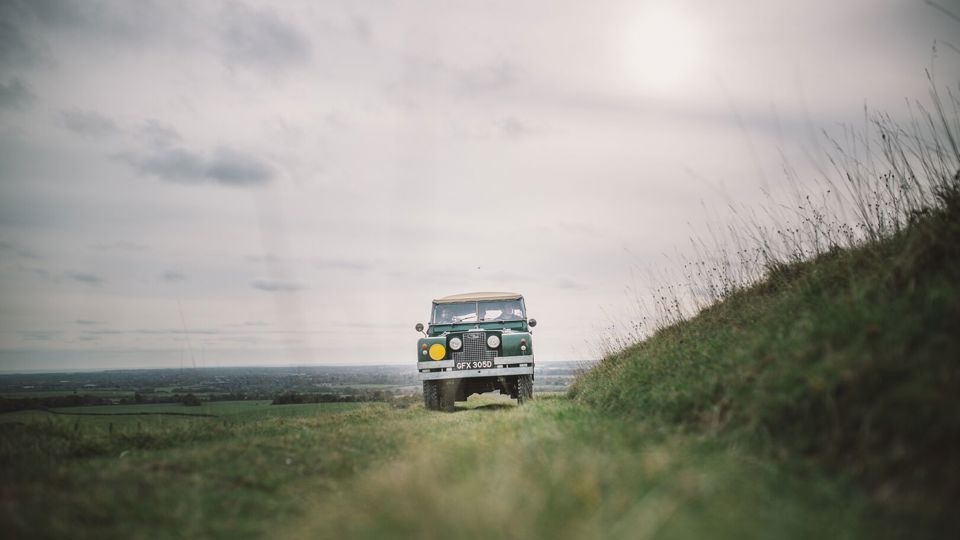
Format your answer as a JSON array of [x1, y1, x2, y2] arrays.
[[439, 379, 459, 412], [423, 381, 440, 411], [516, 375, 533, 405]]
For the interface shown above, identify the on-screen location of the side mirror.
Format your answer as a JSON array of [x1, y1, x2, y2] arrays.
[[415, 323, 424, 332], [528, 318, 537, 327]]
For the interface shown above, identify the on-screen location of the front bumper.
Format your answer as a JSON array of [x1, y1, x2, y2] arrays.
[[417, 354, 534, 381], [418, 365, 534, 381]]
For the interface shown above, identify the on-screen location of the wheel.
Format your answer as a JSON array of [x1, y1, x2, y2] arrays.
[[440, 379, 460, 412], [516, 375, 533, 405], [423, 381, 440, 411]]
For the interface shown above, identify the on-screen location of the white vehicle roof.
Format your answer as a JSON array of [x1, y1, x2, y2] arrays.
[[433, 291, 523, 304]]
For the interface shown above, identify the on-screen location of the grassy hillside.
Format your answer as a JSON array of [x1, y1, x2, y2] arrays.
[[572, 183, 960, 531]]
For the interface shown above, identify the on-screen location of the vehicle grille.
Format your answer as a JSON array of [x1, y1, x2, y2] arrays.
[[452, 332, 498, 362]]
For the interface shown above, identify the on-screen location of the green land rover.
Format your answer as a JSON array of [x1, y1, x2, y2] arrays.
[[415, 292, 537, 411]]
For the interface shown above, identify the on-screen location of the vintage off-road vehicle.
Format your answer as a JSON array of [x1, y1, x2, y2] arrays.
[[415, 292, 536, 411]]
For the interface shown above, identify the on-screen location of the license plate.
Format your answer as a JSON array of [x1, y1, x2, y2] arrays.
[[454, 359, 494, 370]]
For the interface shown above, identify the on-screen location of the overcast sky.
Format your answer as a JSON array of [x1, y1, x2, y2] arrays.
[[0, 0, 957, 371]]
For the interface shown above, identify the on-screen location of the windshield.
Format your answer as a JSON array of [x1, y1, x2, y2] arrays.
[[432, 299, 525, 324], [479, 300, 524, 321], [433, 302, 478, 324]]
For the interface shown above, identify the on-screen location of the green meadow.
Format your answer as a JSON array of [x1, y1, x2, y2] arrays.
[[0, 397, 885, 540]]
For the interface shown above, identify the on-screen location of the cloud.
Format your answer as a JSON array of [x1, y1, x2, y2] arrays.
[[246, 254, 284, 264], [60, 109, 118, 137], [555, 221, 613, 240], [9, 0, 87, 28], [498, 117, 533, 138], [252, 278, 304, 292], [456, 61, 519, 94], [118, 145, 273, 187], [556, 277, 588, 290], [205, 147, 273, 185], [66, 271, 103, 285], [161, 270, 186, 282], [19, 330, 61, 342], [0, 239, 40, 259], [2, 0, 192, 53], [90, 241, 146, 252], [315, 258, 374, 272], [74, 319, 102, 325], [137, 120, 181, 148], [0, 78, 32, 109], [231, 320, 269, 327], [0, 20, 33, 68], [352, 16, 372, 43], [121, 147, 204, 181], [86, 328, 223, 336], [0, 3, 49, 68], [221, 2, 310, 71], [383, 57, 523, 112]]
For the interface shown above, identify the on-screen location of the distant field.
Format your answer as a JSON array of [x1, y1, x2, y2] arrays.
[[0, 390, 137, 399], [0, 400, 362, 431], [0, 362, 583, 402]]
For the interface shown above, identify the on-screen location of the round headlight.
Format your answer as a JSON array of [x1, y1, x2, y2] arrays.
[[486, 334, 501, 348], [449, 337, 463, 351], [429, 343, 446, 361]]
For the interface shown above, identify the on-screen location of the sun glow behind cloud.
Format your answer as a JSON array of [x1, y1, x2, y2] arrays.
[[620, 5, 705, 94]]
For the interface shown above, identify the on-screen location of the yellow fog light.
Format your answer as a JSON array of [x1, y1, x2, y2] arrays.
[[429, 343, 446, 361]]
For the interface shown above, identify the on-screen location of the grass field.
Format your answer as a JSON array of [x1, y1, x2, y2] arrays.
[[1, 396, 886, 540], [1, 400, 401, 539]]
